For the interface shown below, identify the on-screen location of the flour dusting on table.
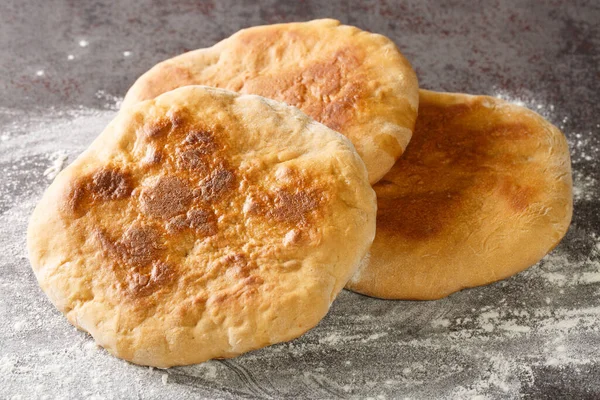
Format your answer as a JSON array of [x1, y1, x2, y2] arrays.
[[1, 89, 599, 399]]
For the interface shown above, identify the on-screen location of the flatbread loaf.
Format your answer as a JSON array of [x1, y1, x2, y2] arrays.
[[122, 19, 419, 184], [346, 89, 572, 300], [28, 86, 376, 367]]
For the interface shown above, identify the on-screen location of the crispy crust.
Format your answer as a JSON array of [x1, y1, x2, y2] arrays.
[[28, 86, 376, 366], [346, 89, 573, 300], [122, 19, 419, 184]]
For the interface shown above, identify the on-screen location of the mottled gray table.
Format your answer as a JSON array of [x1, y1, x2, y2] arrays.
[[1, 1, 599, 399]]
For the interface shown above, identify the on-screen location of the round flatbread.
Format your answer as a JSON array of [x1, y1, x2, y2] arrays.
[[28, 86, 376, 367], [346, 89, 572, 300], [122, 19, 419, 184]]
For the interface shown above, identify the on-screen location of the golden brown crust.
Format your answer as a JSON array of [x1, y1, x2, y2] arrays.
[[28, 86, 376, 366], [121, 19, 419, 184], [346, 89, 573, 300]]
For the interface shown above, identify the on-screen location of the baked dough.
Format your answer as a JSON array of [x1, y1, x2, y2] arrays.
[[28, 86, 376, 366], [346, 89, 572, 300], [121, 19, 419, 184]]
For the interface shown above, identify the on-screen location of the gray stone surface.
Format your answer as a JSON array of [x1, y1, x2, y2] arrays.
[[1, 0, 599, 398]]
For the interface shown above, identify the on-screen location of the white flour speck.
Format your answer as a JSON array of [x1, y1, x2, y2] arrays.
[[43, 152, 68, 180], [498, 321, 531, 334], [319, 333, 342, 345], [364, 332, 388, 342], [13, 320, 26, 331], [95, 90, 123, 110], [543, 272, 567, 286], [79, 39, 89, 47], [84, 341, 99, 352], [431, 319, 451, 328]]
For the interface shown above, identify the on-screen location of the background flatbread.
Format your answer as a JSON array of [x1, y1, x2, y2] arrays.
[[347, 89, 573, 300], [122, 19, 419, 184]]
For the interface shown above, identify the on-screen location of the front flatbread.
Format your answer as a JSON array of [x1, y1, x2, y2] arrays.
[[28, 86, 376, 367], [122, 19, 419, 184], [346, 89, 572, 300]]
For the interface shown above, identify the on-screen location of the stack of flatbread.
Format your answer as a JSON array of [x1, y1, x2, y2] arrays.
[[28, 19, 572, 367]]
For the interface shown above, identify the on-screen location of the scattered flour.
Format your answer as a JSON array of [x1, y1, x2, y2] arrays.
[[42, 151, 68, 180], [319, 332, 343, 345], [95, 90, 123, 110], [573, 169, 597, 202], [318, 332, 361, 345], [431, 318, 451, 328], [1, 90, 598, 399], [497, 321, 531, 334], [84, 340, 99, 353], [13, 320, 26, 331], [493, 90, 551, 119]]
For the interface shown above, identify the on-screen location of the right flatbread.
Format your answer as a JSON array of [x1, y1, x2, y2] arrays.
[[346, 89, 573, 300]]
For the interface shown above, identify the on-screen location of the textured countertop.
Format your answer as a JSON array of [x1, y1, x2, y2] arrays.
[[1, 1, 599, 398]]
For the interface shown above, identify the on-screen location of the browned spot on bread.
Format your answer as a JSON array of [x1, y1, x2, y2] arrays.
[[62, 168, 132, 216], [95, 226, 175, 298], [165, 214, 188, 233], [301, 58, 342, 98], [96, 225, 164, 267], [268, 189, 320, 223], [184, 130, 217, 152], [90, 169, 133, 200], [241, 46, 366, 132], [376, 191, 466, 240], [120, 225, 164, 266], [195, 168, 235, 203], [62, 184, 86, 215], [176, 149, 209, 172], [140, 176, 193, 219], [174, 130, 217, 172], [245, 166, 326, 227], [146, 126, 218, 175], [317, 81, 364, 132], [375, 96, 540, 241], [167, 208, 218, 236], [187, 208, 218, 235]]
